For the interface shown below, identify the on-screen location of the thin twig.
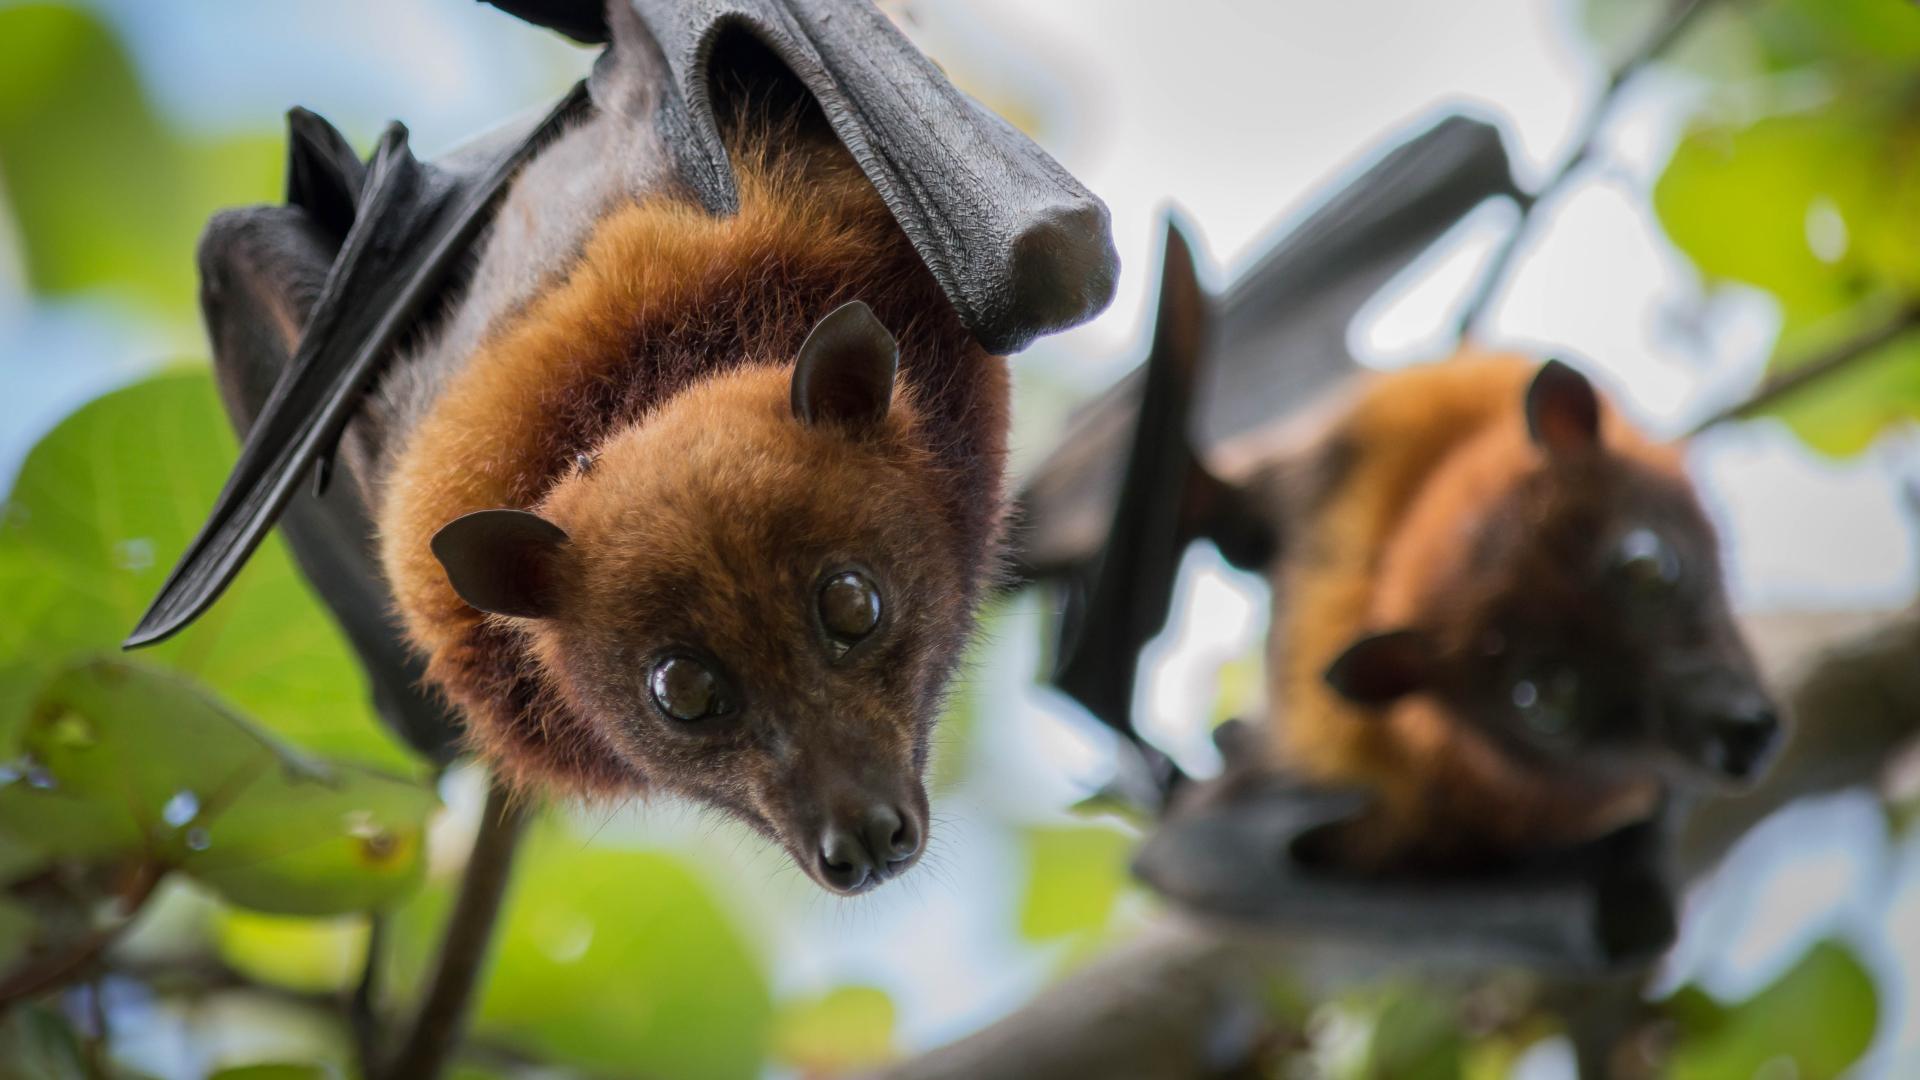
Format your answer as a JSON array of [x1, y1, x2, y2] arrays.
[[0, 861, 164, 1006], [1689, 304, 1920, 435], [1455, 0, 1718, 339], [379, 777, 529, 1080]]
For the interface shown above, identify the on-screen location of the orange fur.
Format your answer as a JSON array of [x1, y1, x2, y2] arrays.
[[1269, 353, 1682, 866], [378, 134, 1009, 797]]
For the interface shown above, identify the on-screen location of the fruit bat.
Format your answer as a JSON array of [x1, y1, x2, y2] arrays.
[[1016, 113, 1741, 969], [125, 0, 1117, 895]]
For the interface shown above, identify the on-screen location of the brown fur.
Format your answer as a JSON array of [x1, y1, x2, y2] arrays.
[[378, 129, 1010, 806], [1268, 353, 1693, 869]]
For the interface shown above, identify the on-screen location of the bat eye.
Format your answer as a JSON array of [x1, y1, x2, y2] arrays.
[[650, 655, 725, 722], [1512, 665, 1580, 739], [1616, 527, 1680, 596], [819, 571, 881, 650]]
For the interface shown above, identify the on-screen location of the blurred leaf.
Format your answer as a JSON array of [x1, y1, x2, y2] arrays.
[[216, 910, 368, 994], [0, 1003, 87, 1080], [207, 1068, 332, 1080], [1360, 985, 1465, 1080], [0, 5, 281, 316], [0, 371, 415, 769], [392, 821, 771, 1079], [1760, 332, 1920, 456], [1018, 824, 1133, 941], [1577, 0, 1767, 82], [1658, 95, 1920, 452], [1665, 940, 1877, 1080], [1210, 652, 1264, 730], [772, 985, 897, 1074], [1746, 0, 1920, 71], [0, 659, 434, 915], [0, 896, 35, 973], [1657, 105, 1906, 337]]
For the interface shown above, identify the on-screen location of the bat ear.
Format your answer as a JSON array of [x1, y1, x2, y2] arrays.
[[1525, 359, 1601, 456], [431, 509, 570, 619], [1324, 629, 1435, 705], [791, 300, 900, 430]]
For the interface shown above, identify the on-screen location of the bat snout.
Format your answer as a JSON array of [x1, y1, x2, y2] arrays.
[[810, 801, 925, 896], [1671, 689, 1782, 786]]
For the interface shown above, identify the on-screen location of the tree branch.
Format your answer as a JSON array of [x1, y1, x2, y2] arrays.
[[1688, 304, 1920, 436], [378, 777, 528, 1080], [0, 860, 163, 1006], [1455, 0, 1717, 339]]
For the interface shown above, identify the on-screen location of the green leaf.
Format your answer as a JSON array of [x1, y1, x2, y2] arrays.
[[1666, 940, 1878, 1080], [772, 985, 897, 1073], [1657, 107, 1899, 337], [1761, 332, 1920, 456], [0, 371, 415, 769], [1017, 824, 1135, 941], [1362, 986, 1466, 1080], [0, 659, 434, 915], [207, 1068, 332, 1080], [0, 1003, 87, 1080], [0, 5, 280, 315], [0, 896, 36, 974], [216, 910, 369, 995], [391, 820, 772, 1079]]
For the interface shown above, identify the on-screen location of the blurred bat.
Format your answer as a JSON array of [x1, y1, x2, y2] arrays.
[[1018, 114, 1692, 970], [1023, 113, 1515, 782]]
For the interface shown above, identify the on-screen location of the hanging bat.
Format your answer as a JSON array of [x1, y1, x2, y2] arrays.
[[1020, 112, 1776, 969], [126, 0, 1117, 896]]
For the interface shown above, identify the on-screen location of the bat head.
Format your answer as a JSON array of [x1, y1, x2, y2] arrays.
[[432, 303, 970, 894], [1324, 360, 1782, 790]]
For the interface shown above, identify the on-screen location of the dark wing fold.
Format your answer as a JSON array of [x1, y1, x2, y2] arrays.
[[480, 0, 610, 43], [1041, 219, 1267, 794], [1134, 784, 1676, 972], [124, 84, 591, 649], [618, 0, 1119, 354], [1199, 113, 1516, 450], [1015, 113, 1515, 583]]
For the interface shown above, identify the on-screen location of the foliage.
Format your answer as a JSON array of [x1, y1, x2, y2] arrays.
[[1645, 0, 1920, 453], [0, 4, 281, 316], [0, 659, 432, 915], [1664, 941, 1879, 1080], [0, 371, 415, 769]]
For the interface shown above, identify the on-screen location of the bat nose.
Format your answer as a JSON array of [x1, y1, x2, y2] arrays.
[[1700, 699, 1782, 783], [816, 804, 924, 895]]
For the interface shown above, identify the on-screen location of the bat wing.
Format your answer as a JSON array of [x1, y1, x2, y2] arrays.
[[1038, 219, 1269, 794], [605, 0, 1117, 355], [1016, 114, 1515, 582], [124, 86, 591, 649], [1134, 777, 1677, 972], [132, 0, 1115, 648], [196, 201, 464, 759]]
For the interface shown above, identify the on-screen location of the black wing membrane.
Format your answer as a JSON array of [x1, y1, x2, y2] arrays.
[[197, 201, 465, 759], [1133, 784, 1677, 972], [605, 0, 1118, 355], [125, 86, 591, 649], [129, 0, 1117, 649], [1016, 113, 1515, 581]]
